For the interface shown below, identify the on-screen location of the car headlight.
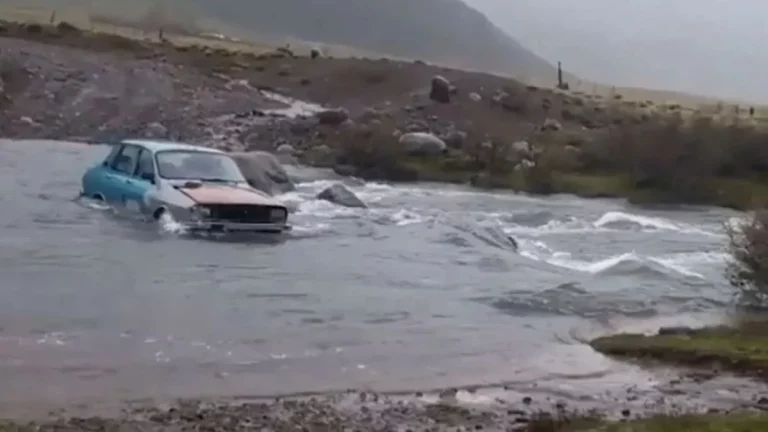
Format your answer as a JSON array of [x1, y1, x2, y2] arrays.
[[269, 207, 287, 223], [190, 205, 211, 219]]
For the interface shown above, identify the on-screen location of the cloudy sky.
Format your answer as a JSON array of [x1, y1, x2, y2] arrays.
[[465, 0, 767, 102]]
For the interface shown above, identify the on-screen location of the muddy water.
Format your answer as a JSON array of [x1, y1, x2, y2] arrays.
[[0, 139, 762, 416]]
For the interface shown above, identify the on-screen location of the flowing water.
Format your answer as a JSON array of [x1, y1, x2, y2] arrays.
[[0, 139, 761, 415]]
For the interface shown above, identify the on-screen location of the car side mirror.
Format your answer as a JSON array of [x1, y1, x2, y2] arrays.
[[141, 172, 155, 184]]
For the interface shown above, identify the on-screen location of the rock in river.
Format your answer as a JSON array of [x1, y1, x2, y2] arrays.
[[317, 183, 367, 208], [229, 151, 295, 195]]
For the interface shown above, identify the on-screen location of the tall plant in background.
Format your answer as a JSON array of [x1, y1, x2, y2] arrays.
[[727, 209, 768, 307]]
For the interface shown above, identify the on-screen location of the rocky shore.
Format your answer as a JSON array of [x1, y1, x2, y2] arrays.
[[2, 393, 768, 431], [2, 20, 767, 209]]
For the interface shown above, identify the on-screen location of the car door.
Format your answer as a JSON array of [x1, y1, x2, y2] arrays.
[[132, 147, 159, 215], [103, 144, 144, 211], [82, 144, 121, 200]]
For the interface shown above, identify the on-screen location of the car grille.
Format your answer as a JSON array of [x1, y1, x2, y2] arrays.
[[206, 204, 285, 224]]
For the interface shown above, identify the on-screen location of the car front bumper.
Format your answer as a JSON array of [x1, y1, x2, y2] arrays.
[[186, 221, 292, 233]]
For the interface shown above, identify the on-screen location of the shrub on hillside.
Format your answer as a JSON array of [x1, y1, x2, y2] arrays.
[[333, 124, 418, 181], [727, 210, 768, 306], [579, 112, 768, 203]]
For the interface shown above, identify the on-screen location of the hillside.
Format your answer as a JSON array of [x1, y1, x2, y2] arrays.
[[190, 0, 558, 79], [5, 0, 559, 82], [467, 0, 768, 104]]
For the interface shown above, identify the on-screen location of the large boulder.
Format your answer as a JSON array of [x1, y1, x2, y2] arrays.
[[275, 143, 296, 155], [229, 151, 295, 195], [316, 183, 367, 208], [316, 108, 349, 126], [399, 132, 447, 156], [541, 118, 562, 132], [441, 130, 467, 149], [144, 122, 168, 138], [508, 140, 532, 161], [430, 75, 451, 103]]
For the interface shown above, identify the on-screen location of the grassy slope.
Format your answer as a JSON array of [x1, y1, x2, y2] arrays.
[[590, 321, 768, 379], [580, 414, 768, 432], [526, 412, 768, 431]]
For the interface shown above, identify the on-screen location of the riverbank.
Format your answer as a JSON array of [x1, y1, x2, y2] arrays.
[[591, 320, 768, 383], [1, 20, 767, 209], [582, 320, 768, 430], [2, 396, 768, 431]]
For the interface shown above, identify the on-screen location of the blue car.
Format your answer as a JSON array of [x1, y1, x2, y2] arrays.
[[81, 139, 291, 233]]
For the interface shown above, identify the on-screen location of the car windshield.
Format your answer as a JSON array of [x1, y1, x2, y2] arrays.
[[155, 150, 245, 182]]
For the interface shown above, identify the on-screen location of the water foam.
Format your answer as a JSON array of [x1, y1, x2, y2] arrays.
[[277, 180, 437, 230], [504, 210, 721, 237], [594, 211, 721, 237], [260, 90, 325, 118], [517, 236, 727, 278], [157, 212, 187, 235], [281, 179, 729, 281]]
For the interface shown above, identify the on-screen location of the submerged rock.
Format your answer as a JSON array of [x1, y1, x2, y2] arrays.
[[229, 151, 295, 195], [317, 183, 367, 208]]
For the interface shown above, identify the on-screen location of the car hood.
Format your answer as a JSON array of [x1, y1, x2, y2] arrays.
[[177, 184, 279, 206]]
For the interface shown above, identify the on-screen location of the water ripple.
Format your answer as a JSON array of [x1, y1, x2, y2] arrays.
[[0, 139, 744, 408]]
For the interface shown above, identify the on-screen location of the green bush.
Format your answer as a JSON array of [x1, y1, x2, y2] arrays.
[[727, 209, 768, 306]]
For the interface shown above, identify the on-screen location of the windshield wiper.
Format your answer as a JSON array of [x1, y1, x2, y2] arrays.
[[199, 178, 234, 183]]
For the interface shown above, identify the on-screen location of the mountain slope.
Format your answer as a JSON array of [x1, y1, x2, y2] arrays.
[[188, 0, 557, 79], [6, 0, 560, 82], [465, 0, 768, 103]]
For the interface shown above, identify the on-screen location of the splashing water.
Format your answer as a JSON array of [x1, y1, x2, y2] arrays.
[[157, 211, 187, 235]]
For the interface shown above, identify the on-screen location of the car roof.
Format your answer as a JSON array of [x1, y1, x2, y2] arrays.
[[120, 139, 225, 154]]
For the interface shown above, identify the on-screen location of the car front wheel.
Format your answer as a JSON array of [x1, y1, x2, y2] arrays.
[[152, 207, 167, 221]]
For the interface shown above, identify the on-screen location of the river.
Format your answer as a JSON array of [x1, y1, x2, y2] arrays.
[[0, 139, 760, 416]]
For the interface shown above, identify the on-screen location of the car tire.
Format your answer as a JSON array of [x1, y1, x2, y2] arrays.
[[152, 207, 167, 221]]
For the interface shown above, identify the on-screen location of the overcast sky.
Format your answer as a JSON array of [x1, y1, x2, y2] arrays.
[[464, 0, 768, 102]]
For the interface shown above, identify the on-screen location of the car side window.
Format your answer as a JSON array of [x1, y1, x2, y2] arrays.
[[111, 145, 141, 175], [136, 148, 155, 180], [102, 144, 122, 167]]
